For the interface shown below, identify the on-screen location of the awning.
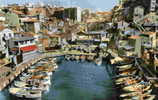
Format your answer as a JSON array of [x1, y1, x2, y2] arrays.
[[20, 45, 37, 52]]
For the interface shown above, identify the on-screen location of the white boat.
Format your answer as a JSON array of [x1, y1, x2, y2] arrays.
[[131, 94, 155, 100], [42, 78, 51, 85], [120, 89, 152, 98], [75, 56, 80, 61], [144, 95, 155, 100], [46, 72, 52, 76], [95, 57, 102, 66], [117, 64, 132, 69], [14, 81, 28, 88], [54, 65, 58, 69], [19, 75, 30, 82], [115, 77, 130, 83], [65, 55, 71, 60], [119, 69, 137, 76], [123, 84, 151, 92], [110, 57, 123, 64], [23, 90, 42, 99]]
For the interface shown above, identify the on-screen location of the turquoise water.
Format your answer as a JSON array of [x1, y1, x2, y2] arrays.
[[0, 58, 117, 100], [42, 59, 117, 100]]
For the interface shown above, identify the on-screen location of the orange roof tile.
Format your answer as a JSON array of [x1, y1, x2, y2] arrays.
[[129, 35, 140, 39], [22, 18, 39, 22], [96, 11, 112, 15], [0, 25, 5, 31], [142, 32, 156, 35], [12, 10, 24, 15]]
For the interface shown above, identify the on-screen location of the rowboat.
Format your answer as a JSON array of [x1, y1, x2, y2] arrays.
[[24, 90, 42, 99], [110, 57, 123, 64], [119, 69, 137, 76], [131, 94, 155, 100], [115, 76, 131, 83], [75, 56, 80, 61], [120, 89, 152, 98], [123, 84, 151, 92], [80, 55, 86, 61], [117, 64, 133, 71], [95, 57, 102, 66], [65, 55, 71, 60], [144, 95, 155, 100]]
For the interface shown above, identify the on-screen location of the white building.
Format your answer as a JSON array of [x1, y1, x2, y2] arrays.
[[134, 6, 144, 21], [150, 0, 156, 12], [76, 7, 82, 22], [0, 28, 14, 58]]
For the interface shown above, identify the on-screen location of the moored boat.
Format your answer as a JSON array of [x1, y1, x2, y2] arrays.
[[95, 57, 102, 66]]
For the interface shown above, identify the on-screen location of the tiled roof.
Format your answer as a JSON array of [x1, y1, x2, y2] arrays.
[[129, 35, 140, 39], [0, 25, 5, 31]]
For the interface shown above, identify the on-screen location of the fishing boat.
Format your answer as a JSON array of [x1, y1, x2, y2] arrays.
[[95, 57, 102, 66], [80, 55, 86, 61], [110, 57, 123, 64], [65, 55, 71, 60], [9, 87, 27, 98], [87, 55, 94, 61], [131, 94, 155, 100], [14, 81, 28, 88], [53, 64, 58, 69], [117, 64, 132, 69], [119, 69, 137, 76], [115, 76, 133, 83], [9, 87, 42, 100], [75, 56, 80, 61], [144, 95, 155, 100], [122, 84, 151, 92], [70, 55, 75, 60], [24, 90, 42, 100], [120, 89, 152, 98]]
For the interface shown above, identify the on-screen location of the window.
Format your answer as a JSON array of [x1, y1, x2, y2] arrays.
[[14, 42, 18, 46], [9, 33, 12, 38]]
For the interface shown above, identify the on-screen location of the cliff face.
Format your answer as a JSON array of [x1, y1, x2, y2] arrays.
[[123, 0, 151, 14], [122, 0, 154, 22]]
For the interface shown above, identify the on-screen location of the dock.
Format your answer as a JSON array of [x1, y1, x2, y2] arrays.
[[0, 50, 98, 91]]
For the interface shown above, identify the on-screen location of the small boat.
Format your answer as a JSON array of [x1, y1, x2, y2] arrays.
[[119, 69, 137, 76], [110, 57, 123, 64], [24, 90, 42, 99], [54, 64, 58, 69], [14, 81, 28, 88], [120, 89, 152, 98], [115, 76, 132, 83], [123, 84, 151, 92], [70, 55, 75, 60], [87, 56, 94, 61], [19, 75, 30, 82], [144, 95, 155, 100], [117, 65, 133, 72], [117, 64, 132, 69], [42, 77, 51, 85], [95, 57, 102, 66], [80, 55, 86, 61], [75, 56, 80, 61], [65, 55, 71, 60], [132, 94, 155, 100]]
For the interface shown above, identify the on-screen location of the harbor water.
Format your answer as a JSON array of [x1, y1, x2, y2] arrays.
[[0, 58, 118, 100]]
